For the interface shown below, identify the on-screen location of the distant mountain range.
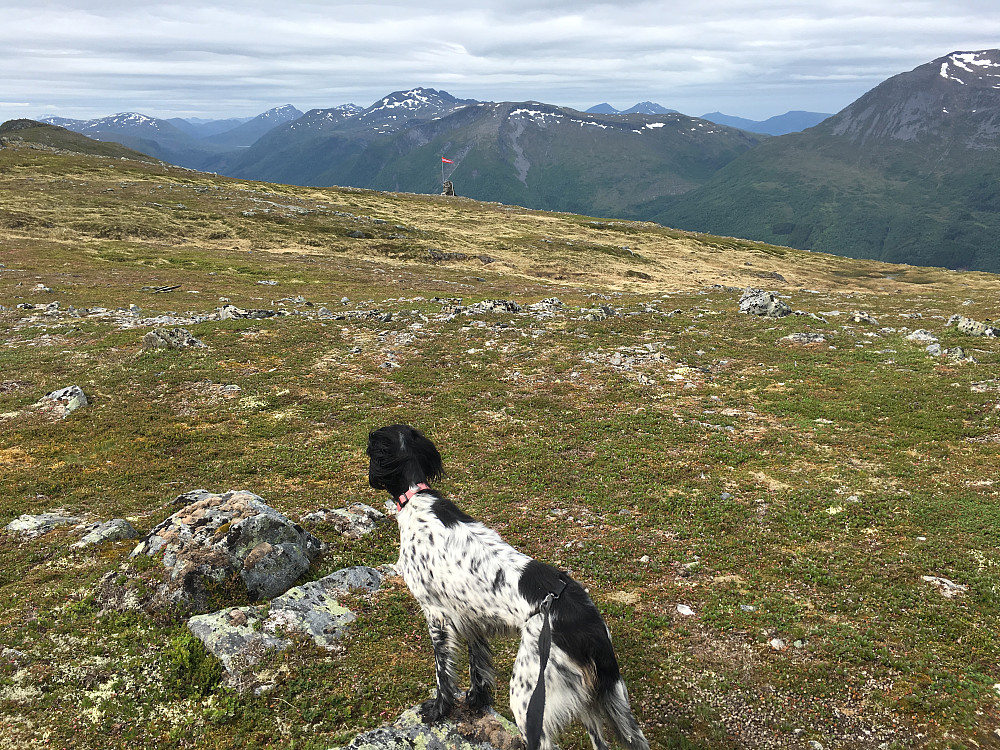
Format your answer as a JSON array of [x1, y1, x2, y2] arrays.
[[647, 50, 1000, 272], [22, 51, 1000, 272], [698, 111, 832, 136], [586, 104, 831, 135]]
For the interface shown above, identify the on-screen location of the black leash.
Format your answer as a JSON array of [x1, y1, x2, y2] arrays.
[[524, 578, 569, 750]]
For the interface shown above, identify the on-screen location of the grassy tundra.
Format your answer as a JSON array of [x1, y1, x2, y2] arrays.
[[1, 137, 998, 749]]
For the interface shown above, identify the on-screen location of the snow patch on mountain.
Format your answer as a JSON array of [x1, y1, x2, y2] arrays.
[[939, 51, 1000, 85]]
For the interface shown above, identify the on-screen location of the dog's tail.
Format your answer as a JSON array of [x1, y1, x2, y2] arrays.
[[598, 677, 649, 750]]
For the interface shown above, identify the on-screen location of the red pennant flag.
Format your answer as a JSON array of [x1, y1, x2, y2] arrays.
[[441, 157, 454, 163]]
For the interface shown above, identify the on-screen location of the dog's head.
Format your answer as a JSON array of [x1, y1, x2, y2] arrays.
[[367, 424, 444, 494]]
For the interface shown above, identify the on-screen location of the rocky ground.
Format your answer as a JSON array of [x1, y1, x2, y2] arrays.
[[1, 142, 999, 749]]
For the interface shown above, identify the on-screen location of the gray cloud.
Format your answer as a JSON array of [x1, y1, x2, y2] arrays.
[[2, 1, 998, 122]]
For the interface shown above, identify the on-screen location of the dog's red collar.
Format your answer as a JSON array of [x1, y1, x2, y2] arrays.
[[396, 483, 431, 512]]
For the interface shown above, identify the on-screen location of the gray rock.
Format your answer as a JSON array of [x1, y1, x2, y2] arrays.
[[466, 300, 522, 315], [738, 289, 791, 318], [72, 518, 140, 548], [947, 314, 999, 338], [98, 490, 320, 614], [780, 333, 826, 345], [34, 385, 88, 418], [142, 327, 207, 350], [329, 703, 524, 750], [5, 510, 83, 537], [217, 304, 285, 320], [187, 566, 382, 676], [926, 343, 943, 357], [847, 310, 878, 325], [301, 503, 387, 539], [581, 304, 618, 321], [906, 329, 938, 343], [944, 346, 975, 363]]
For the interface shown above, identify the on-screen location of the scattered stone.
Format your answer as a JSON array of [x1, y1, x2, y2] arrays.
[[926, 343, 942, 357], [330, 703, 524, 750], [34, 385, 88, 418], [466, 299, 522, 315], [943, 346, 975, 363], [779, 333, 826, 345], [428, 249, 470, 262], [738, 288, 791, 318], [947, 314, 999, 338], [217, 304, 286, 320], [847, 311, 878, 325], [256, 280, 278, 286], [187, 566, 382, 677], [676, 604, 695, 617], [4, 510, 84, 537], [72, 518, 140, 548], [769, 638, 786, 651], [97, 489, 320, 615], [581, 304, 618, 321], [142, 327, 207, 350], [300, 503, 387, 539], [921, 575, 967, 598], [971, 381, 1000, 393], [905, 329, 938, 343]]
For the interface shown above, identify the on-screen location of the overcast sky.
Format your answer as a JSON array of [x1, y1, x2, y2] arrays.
[[3, 1, 999, 123]]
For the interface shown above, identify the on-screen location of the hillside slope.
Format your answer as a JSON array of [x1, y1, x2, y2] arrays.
[[650, 50, 1000, 273], [0, 139, 999, 750]]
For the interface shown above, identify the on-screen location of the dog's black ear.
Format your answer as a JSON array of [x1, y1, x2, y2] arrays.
[[367, 426, 398, 490], [406, 425, 444, 482], [367, 424, 444, 491]]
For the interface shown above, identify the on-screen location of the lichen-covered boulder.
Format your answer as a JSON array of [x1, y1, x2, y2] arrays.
[[34, 385, 88, 418], [187, 566, 382, 676], [738, 289, 791, 318], [301, 503, 387, 539], [72, 518, 140, 548], [142, 327, 207, 350], [330, 703, 524, 750], [4, 509, 83, 537], [96, 490, 320, 615], [947, 314, 999, 338]]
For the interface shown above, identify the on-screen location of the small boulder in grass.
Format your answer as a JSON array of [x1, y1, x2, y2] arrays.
[[300, 503, 387, 539], [34, 385, 88, 418], [72, 518, 140, 548], [5, 510, 84, 537], [738, 288, 791, 318], [142, 327, 207, 350], [95, 489, 321, 616], [947, 314, 999, 338]]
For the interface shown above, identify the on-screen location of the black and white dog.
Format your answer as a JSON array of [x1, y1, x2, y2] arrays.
[[367, 424, 648, 750]]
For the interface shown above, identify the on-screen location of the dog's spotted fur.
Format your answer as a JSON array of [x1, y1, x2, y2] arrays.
[[368, 424, 649, 750]]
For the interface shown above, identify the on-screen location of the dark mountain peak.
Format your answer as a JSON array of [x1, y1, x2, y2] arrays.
[[258, 105, 303, 121], [622, 101, 676, 115], [366, 87, 472, 114], [586, 103, 620, 114], [936, 50, 1000, 87], [38, 115, 85, 128], [824, 49, 1000, 146], [355, 87, 478, 134]]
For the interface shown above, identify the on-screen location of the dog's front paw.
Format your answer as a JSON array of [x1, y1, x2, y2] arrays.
[[419, 696, 453, 723]]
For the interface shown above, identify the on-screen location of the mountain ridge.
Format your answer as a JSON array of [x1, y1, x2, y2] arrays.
[[648, 49, 1000, 272]]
